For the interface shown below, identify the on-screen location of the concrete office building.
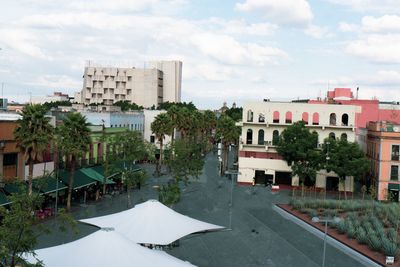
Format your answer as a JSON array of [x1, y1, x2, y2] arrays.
[[76, 61, 182, 108], [237, 101, 359, 192]]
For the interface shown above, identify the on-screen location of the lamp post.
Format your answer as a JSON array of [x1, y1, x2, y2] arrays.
[[312, 216, 342, 267], [225, 170, 241, 229], [0, 140, 6, 187]]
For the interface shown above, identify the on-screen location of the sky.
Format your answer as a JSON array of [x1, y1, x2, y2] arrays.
[[0, 0, 399, 109]]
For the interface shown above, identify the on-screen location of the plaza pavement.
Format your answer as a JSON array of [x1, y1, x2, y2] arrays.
[[35, 152, 363, 267]]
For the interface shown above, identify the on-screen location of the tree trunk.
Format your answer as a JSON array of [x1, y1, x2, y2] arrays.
[[28, 159, 34, 195], [159, 138, 163, 175], [67, 156, 75, 212]]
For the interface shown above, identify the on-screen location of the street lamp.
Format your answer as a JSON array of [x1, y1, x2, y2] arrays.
[[225, 170, 241, 230], [312, 216, 342, 267]]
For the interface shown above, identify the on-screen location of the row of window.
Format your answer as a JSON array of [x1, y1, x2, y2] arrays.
[[392, 145, 399, 161], [247, 110, 350, 126], [110, 123, 143, 131], [391, 165, 399, 180], [245, 129, 347, 145]]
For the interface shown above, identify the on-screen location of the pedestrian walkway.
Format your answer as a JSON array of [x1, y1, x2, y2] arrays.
[[35, 153, 363, 267]]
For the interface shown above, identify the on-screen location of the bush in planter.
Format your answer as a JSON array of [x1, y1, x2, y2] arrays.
[[368, 235, 382, 252], [356, 227, 368, 244], [323, 209, 337, 218], [347, 224, 356, 239], [382, 238, 399, 257], [387, 228, 398, 243], [337, 221, 347, 234], [308, 209, 318, 218]]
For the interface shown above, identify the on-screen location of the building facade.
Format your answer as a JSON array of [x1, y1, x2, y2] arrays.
[[366, 121, 400, 201], [80, 111, 144, 134], [237, 101, 360, 192], [76, 61, 182, 108], [143, 110, 172, 150], [31, 92, 70, 104]]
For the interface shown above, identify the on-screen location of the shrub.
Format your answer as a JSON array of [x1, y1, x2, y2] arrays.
[[308, 209, 318, 218], [368, 235, 382, 252], [337, 221, 347, 234], [347, 224, 356, 239], [387, 228, 398, 243], [356, 227, 368, 245], [323, 209, 336, 218], [382, 238, 399, 257]]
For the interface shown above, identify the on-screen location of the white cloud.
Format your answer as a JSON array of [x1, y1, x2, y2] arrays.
[[208, 18, 278, 36], [346, 34, 400, 64], [361, 15, 400, 33], [329, 0, 400, 13], [235, 0, 313, 26], [304, 24, 334, 38], [26, 74, 82, 89], [338, 22, 359, 32]]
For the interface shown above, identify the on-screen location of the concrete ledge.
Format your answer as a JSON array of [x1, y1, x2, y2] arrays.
[[273, 205, 382, 267]]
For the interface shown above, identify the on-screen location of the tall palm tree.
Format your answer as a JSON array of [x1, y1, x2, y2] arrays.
[[167, 105, 179, 146], [14, 104, 53, 195], [151, 113, 173, 176], [56, 112, 91, 211]]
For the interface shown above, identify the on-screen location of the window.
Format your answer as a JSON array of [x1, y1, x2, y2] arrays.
[[342, 114, 349, 126], [329, 113, 336, 126], [247, 110, 253, 122], [246, 129, 253, 144], [391, 166, 399, 181], [329, 132, 336, 140], [258, 114, 265, 123], [258, 130, 264, 145], [302, 112, 309, 125], [312, 112, 319, 125], [340, 133, 347, 141], [272, 130, 279, 146], [150, 136, 155, 143], [285, 111, 292, 124], [273, 111, 280, 123], [392, 145, 399, 161]]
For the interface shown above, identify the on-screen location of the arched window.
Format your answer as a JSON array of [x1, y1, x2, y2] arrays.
[[285, 111, 292, 124], [329, 113, 336, 126], [246, 129, 253, 144], [258, 130, 265, 145], [329, 132, 336, 140], [273, 111, 280, 123], [302, 112, 309, 125], [258, 113, 265, 123], [341, 133, 347, 141], [272, 130, 280, 145], [312, 112, 319, 125], [342, 113, 349, 126], [247, 110, 253, 122]]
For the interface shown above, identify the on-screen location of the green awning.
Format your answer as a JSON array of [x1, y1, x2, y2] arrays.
[[32, 176, 67, 194], [93, 164, 141, 179], [389, 183, 400, 191], [59, 169, 97, 190], [4, 182, 25, 194], [0, 191, 11, 206], [80, 168, 114, 185]]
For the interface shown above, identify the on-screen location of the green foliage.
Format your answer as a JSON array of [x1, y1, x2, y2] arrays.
[[337, 221, 347, 234], [387, 228, 398, 243], [158, 101, 197, 111], [347, 224, 356, 239], [113, 100, 143, 111], [224, 106, 242, 122], [166, 139, 204, 183], [382, 238, 399, 257], [151, 113, 173, 175], [14, 104, 54, 194], [42, 100, 72, 111], [158, 182, 180, 205], [356, 227, 368, 244], [368, 235, 382, 252], [277, 122, 321, 188]]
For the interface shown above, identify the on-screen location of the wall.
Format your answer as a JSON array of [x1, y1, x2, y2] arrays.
[[24, 162, 55, 179]]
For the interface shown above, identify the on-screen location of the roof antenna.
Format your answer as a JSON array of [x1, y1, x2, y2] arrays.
[[356, 86, 359, 99]]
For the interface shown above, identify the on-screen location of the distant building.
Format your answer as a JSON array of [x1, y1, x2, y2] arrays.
[[0, 98, 8, 111], [31, 92, 70, 104], [80, 111, 144, 134], [76, 61, 182, 108], [143, 110, 172, 151], [366, 121, 400, 201], [237, 101, 359, 192]]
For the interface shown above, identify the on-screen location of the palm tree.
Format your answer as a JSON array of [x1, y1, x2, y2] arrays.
[[216, 114, 241, 176], [167, 105, 180, 146], [151, 113, 173, 176], [14, 104, 53, 195], [56, 113, 91, 211]]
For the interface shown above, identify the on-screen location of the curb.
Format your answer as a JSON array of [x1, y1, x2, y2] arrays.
[[273, 205, 382, 267]]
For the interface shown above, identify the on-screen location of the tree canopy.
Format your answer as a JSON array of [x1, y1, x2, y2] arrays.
[[113, 100, 143, 111]]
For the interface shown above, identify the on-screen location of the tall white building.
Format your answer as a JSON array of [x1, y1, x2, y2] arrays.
[[76, 61, 182, 108]]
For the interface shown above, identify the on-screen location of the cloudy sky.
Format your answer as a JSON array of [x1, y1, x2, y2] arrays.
[[0, 0, 399, 108]]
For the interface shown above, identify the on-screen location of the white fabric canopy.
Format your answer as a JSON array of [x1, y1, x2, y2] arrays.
[[80, 199, 224, 245], [26, 229, 194, 267]]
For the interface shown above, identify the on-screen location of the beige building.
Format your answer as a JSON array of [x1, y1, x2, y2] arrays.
[[76, 61, 182, 108], [237, 101, 361, 192]]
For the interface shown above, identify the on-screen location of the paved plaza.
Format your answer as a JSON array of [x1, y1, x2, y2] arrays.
[[35, 153, 364, 267]]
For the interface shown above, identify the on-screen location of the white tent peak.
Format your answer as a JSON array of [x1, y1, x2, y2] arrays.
[[80, 199, 225, 245]]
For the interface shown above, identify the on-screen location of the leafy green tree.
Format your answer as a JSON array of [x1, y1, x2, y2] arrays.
[[56, 112, 91, 211], [166, 139, 204, 184], [224, 107, 243, 122], [113, 100, 143, 111], [123, 170, 147, 207], [158, 182, 180, 206], [14, 104, 54, 195], [277, 121, 321, 196], [42, 100, 72, 111], [151, 113, 173, 176], [158, 101, 197, 111], [322, 138, 370, 199], [215, 114, 241, 176]]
